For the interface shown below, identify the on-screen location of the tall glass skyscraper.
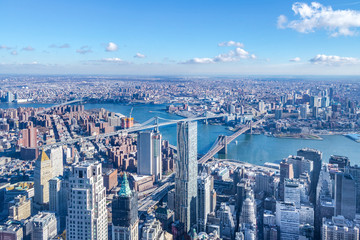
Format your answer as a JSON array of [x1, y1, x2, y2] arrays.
[[175, 121, 198, 233]]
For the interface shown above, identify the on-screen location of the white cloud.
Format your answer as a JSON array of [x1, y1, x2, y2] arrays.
[[76, 46, 92, 54], [100, 58, 126, 63], [218, 41, 244, 47], [278, 2, 360, 36], [105, 42, 118, 52], [309, 54, 359, 65], [0, 45, 11, 50], [183, 43, 256, 64], [290, 57, 301, 62], [10, 50, 18, 56], [22, 46, 35, 51], [50, 43, 70, 48], [134, 53, 146, 58]]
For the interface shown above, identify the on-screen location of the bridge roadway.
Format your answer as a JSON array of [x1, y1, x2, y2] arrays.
[[198, 117, 266, 164], [37, 99, 83, 114], [48, 114, 227, 147]]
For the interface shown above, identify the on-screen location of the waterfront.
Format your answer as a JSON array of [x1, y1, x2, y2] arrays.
[[1, 102, 359, 165]]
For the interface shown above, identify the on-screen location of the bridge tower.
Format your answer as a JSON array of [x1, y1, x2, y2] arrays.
[[218, 135, 228, 155], [204, 111, 208, 125], [250, 121, 252, 134]]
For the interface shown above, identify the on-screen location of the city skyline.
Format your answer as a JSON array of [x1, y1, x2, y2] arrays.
[[1, 0, 360, 75]]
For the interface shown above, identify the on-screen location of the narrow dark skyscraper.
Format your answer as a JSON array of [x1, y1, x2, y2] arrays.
[[335, 172, 356, 220], [175, 121, 198, 233], [112, 173, 139, 240]]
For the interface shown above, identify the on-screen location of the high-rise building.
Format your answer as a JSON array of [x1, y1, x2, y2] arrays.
[[46, 146, 63, 177], [66, 161, 108, 240], [217, 203, 236, 240], [297, 148, 322, 204], [300, 104, 308, 119], [49, 176, 69, 231], [141, 218, 165, 240], [279, 160, 294, 200], [285, 155, 313, 179], [29, 212, 58, 240], [137, 131, 162, 181], [335, 172, 356, 220], [175, 121, 198, 233], [5, 91, 14, 103], [346, 165, 360, 213], [197, 173, 212, 232], [22, 126, 37, 148], [276, 202, 300, 239], [284, 179, 301, 209], [329, 155, 350, 170], [34, 150, 53, 210], [112, 173, 139, 240], [322, 216, 359, 240], [8, 195, 32, 221]]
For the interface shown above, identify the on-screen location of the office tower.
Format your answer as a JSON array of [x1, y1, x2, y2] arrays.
[[275, 109, 282, 120], [22, 126, 37, 148], [259, 101, 265, 113], [276, 202, 300, 239], [297, 148, 322, 204], [335, 173, 356, 220], [141, 218, 165, 240], [66, 161, 108, 240], [240, 189, 257, 226], [279, 160, 294, 200], [315, 168, 334, 239], [46, 146, 63, 177], [137, 131, 162, 181], [175, 121, 198, 233], [8, 195, 31, 221], [112, 173, 139, 240], [29, 212, 58, 240], [197, 173, 212, 232], [217, 203, 236, 240], [322, 216, 359, 240], [284, 179, 301, 208], [346, 165, 360, 213], [49, 176, 69, 231], [329, 155, 350, 170], [285, 155, 313, 179], [34, 150, 53, 210], [300, 104, 308, 119], [5, 91, 14, 103], [235, 179, 251, 231]]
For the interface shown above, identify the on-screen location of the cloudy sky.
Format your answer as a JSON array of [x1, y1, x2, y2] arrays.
[[1, 0, 360, 75]]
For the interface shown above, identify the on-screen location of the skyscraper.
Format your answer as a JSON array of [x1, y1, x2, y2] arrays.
[[34, 150, 53, 210], [335, 173, 356, 220], [175, 121, 198, 233], [66, 161, 108, 240], [137, 131, 162, 181], [112, 173, 139, 240], [297, 148, 322, 204], [197, 173, 212, 232]]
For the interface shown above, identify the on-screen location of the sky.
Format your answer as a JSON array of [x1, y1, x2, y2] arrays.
[[1, 0, 360, 75]]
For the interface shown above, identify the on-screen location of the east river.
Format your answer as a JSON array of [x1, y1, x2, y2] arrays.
[[1, 102, 359, 165]]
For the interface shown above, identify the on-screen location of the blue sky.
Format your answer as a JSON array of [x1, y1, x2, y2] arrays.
[[1, 0, 360, 75]]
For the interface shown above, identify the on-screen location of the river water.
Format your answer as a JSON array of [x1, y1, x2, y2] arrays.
[[1, 102, 359, 165]]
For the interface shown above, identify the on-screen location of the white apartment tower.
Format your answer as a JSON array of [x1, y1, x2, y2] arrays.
[[66, 161, 108, 240], [137, 131, 162, 181]]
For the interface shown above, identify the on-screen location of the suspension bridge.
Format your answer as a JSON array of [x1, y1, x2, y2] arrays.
[[198, 117, 266, 164], [38, 98, 84, 114], [49, 113, 227, 146]]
